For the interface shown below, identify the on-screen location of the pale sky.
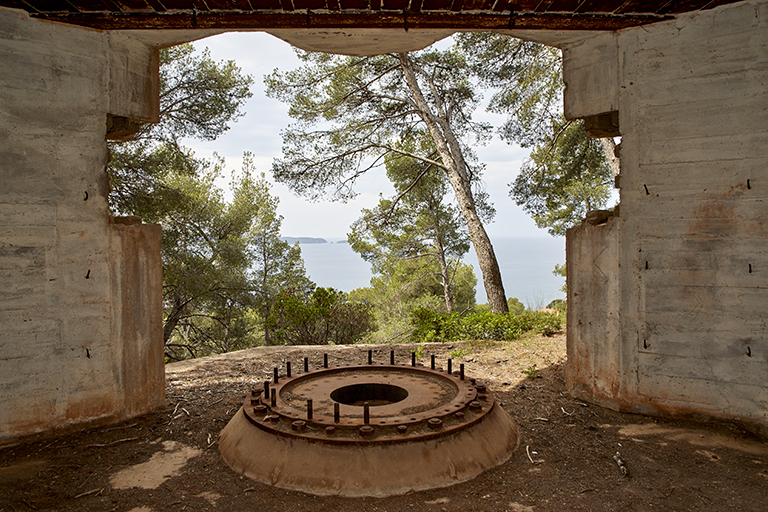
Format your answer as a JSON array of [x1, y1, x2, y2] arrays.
[[185, 32, 548, 240]]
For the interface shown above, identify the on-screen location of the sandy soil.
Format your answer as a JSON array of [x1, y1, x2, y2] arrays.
[[2, 332, 767, 512]]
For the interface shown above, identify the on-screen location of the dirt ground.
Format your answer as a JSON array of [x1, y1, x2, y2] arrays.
[[2, 332, 767, 512]]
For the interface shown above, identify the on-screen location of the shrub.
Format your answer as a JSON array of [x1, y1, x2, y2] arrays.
[[410, 307, 562, 343], [266, 287, 376, 345]]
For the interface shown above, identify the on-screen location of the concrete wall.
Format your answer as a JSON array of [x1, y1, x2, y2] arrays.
[[0, 8, 164, 443], [566, 217, 621, 406], [563, 0, 768, 431]]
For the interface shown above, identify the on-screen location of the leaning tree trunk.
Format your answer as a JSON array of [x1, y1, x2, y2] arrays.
[[446, 175, 508, 313], [433, 224, 455, 312], [398, 53, 509, 314]]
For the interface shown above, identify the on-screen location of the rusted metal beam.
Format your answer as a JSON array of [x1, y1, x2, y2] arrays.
[[29, 10, 672, 30]]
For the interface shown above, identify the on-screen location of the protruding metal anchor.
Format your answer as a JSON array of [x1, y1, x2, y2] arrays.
[[427, 418, 443, 430]]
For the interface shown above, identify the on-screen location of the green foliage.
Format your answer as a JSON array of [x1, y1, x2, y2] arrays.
[[106, 45, 314, 360], [410, 308, 561, 343], [547, 298, 567, 316], [553, 263, 567, 294], [265, 45, 509, 313], [507, 297, 526, 316], [449, 348, 470, 358], [266, 287, 376, 346], [521, 364, 540, 377], [458, 33, 614, 237], [348, 132, 482, 315], [510, 119, 613, 236], [456, 33, 563, 148], [153, 44, 253, 142], [349, 257, 476, 343]]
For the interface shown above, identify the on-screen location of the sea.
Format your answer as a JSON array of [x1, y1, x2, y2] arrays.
[[296, 236, 566, 309]]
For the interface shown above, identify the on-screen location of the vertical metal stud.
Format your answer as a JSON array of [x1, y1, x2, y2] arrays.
[[447, 358, 452, 375], [334, 402, 340, 423], [304, 357, 309, 372], [368, 349, 373, 365], [286, 361, 291, 378], [324, 353, 328, 368], [364, 402, 370, 424], [411, 351, 416, 366], [431, 354, 435, 370], [460, 363, 465, 380], [307, 399, 313, 420], [273, 367, 279, 384], [390, 350, 395, 365], [270, 392, 276, 407], [264, 381, 270, 400]]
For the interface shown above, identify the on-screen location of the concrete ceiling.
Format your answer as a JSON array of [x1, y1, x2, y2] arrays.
[[1, 0, 742, 31]]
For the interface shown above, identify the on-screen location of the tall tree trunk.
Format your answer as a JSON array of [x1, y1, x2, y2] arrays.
[[398, 53, 509, 313], [433, 223, 455, 312]]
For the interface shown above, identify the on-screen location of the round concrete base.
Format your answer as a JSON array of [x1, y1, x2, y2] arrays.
[[219, 402, 519, 497]]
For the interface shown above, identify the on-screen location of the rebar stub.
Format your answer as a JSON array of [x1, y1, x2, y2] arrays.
[[220, 360, 519, 497]]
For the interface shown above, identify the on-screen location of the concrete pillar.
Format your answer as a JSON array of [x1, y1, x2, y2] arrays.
[[561, 0, 768, 432], [0, 7, 164, 443]]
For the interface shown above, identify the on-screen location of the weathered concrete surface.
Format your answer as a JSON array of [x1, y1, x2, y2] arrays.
[[0, 8, 164, 443], [566, 217, 621, 407], [563, 0, 768, 432]]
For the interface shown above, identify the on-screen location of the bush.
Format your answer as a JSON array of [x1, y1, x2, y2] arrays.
[[266, 287, 376, 345], [410, 307, 562, 343]]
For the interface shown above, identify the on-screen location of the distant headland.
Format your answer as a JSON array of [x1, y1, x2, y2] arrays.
[[280, 237, 328, 244]]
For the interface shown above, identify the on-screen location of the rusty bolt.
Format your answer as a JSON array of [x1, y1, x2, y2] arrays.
[[447, 359, 452, 375], [390, 350, 395, 365], [359, 425, 375, 437], [431, 354, 435, 370], [397, 425, 408, 434], [291, 420, 307, 432], [270, 393, 276, 407], [307, 399, 313, 420], [411, 351, 416, 366], [304, 357, 309, 372], [368, 349, 373, 365], [455, 411, 465, 419], [460, 364, 465, 380], [287, 361, 291, 378], [264, 381, 270, 400], [334, 402, 340, 423], [364, 402, 370, 424], [469, 400, 482, 411], [476, 383, 487, 393], [427, 418, 443, 430], [273, 367, 279, 384], [250, 398, 259, 405], [251, 389, 259, 397], [325, 426, 336, 435], [253, 405, 267, 414], [324, 353, 328, 368], [470, 378, 476, 385], [478, 394, 487, 401], [268, 415, 280, 423]]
